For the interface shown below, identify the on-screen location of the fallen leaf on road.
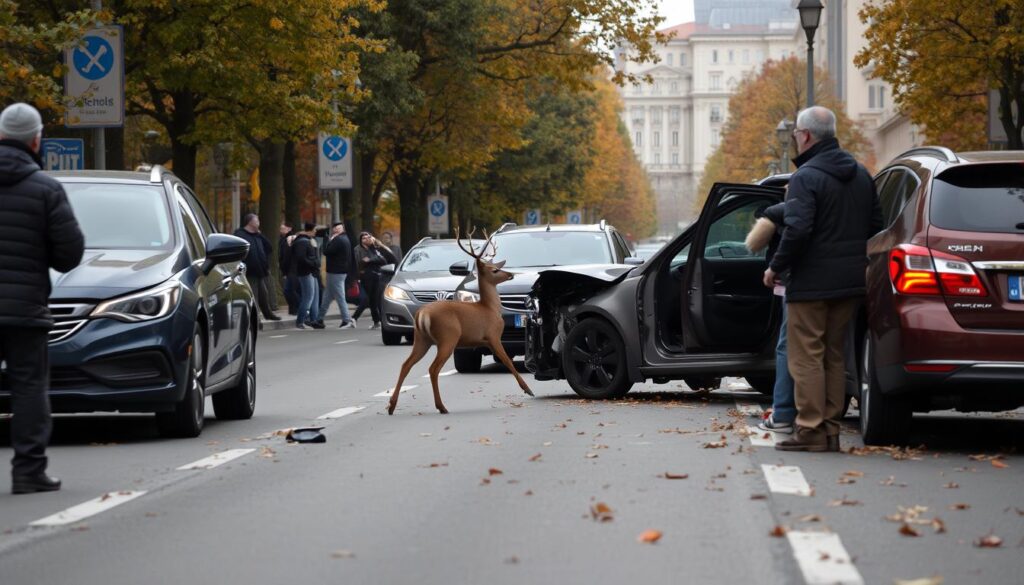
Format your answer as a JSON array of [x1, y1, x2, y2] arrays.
[[330, 550, 356, 559], [881, 476, 908, 487], [828, 498, 862, 507], [524, 490, 533, 496], [943, 482, 959, 489], [637, 529, 662, 544], [948, 503, 971, 510], [750, 494, 767, 500], [843, 470, 865, 478], [797, 514, 823, 523], [899, 523, 922, 537], [476, 437, 494, 445], [660, 472, 689, 480], [932, 518, 946, 534], [542, 441, 552, 446], [480, 478, 491, 485], [99, 493, 112, 502], [703, 439, 728, 449], [419, 433, 432, 437], [419, 462, 448, 468], [894, 577, 943, 585], [590, 502, 614, 522], [488, 468, 503, 476], [769, 525, 788, 537], [259, 446, 275, 459], [504, 556, 519, 564], [585, 453, 599, 459], [528, 453, 542, 462], [975, 534, 1002, 548], [991, 459, 1009, 469], [837, 477, 857, 485]]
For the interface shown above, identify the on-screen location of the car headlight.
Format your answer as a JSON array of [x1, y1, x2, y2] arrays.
[[92, 282, 181, 322], [456, 290, 479, 303], [384, 285, 410, 301]]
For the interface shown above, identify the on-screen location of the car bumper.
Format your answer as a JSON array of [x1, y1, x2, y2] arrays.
[[0, 314, 190, 413], [381, 297, 419, 332]]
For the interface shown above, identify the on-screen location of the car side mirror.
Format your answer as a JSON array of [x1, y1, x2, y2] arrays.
[[381, 263, 396, 275], [201, 233, 249, 275], [449, 260, 470, 276], [624, 257, 644, 266]]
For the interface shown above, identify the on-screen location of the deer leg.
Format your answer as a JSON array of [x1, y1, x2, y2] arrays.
[[389, 338, 430, 415], [489, 340, 533, 397], [428, 342, 456, 414]]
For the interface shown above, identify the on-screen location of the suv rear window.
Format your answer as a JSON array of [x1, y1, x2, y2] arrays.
[[930, 164, 1024, 233], [491, 231, 612, 268]]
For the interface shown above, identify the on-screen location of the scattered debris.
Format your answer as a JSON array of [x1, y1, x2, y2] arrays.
[[659, 472, 689, 480], [637, 529, 663, 544], [943, 482, 960, 489], [828, 498, 862, 507], [975, 534, 1003, 548], [769, 525, 788, 537], [590, 502, 614, 523], [948, 503, 971, 511], [286, 427, 326, 444], [528, 453, 542, 462], [330, 549, 355, 559], [488, 468, 503, 476]]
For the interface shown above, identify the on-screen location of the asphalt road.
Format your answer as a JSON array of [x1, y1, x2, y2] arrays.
[[0, 325, 1021, 585]]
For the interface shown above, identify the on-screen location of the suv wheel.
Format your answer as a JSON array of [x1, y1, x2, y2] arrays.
[[381, 329, 404, 346], [157, 329, 206, 438], [745, 375, 775, 396], [859, 336, 910, 445], [454, 349, 482, 373], [213, 328, 256, 420], [562, 318, 633, 399]]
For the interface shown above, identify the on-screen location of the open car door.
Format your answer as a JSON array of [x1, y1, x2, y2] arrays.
[[681, 183, 785, 352]]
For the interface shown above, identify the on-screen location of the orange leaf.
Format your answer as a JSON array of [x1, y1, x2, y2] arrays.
[[975, 534, 1002, 548], [769, 525, 788, 537], [528, 453, 542, 462], [661, 472, 689, 480], [590, 502, 614, 522], [637, 529, 662, 544], [948, 503, 970, 510], [899, 523, 921, 537], [991, 459, 1009, 469], [488, 468, 503, 476]]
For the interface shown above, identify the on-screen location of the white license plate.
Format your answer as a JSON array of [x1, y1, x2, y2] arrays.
[[514, 314, 526, 328]]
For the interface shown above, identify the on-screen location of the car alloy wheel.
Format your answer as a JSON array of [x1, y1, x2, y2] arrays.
[[213, 329, 256, 420], [859, 335, 910, 445], [562, 318, 632, 399], [157, 329, 206, 437]]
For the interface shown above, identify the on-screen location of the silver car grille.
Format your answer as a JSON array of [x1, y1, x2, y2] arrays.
[[49, 303, 93, 344], [499, 294, 529, 312], [412, 291, 455, 303]]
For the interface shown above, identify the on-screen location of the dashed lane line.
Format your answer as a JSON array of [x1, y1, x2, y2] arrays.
[[269, 335, 288, 339], [29, 491, 147, 527], [317, 406, 366, 420], [177, 449, 256, 471], [736, 401, 764, 418], [335, 340, 358, 345], [373, 384, 417, 398], [747, 426, 777, 447], [421, 369, 457, 378], [761, 464, 813, 497], [786, 531, 864, 585]]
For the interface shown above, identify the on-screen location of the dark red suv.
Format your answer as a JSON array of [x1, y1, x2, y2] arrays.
[[861, 147, 1024, 444]]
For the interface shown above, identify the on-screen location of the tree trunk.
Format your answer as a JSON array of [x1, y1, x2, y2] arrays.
[[283, 141, 301, 227], [169, 91, 197, 188], [107, 126, 125, 170], [358, 149, 377, 234], [257, 141, 286, 279], [397, 169, 422, 248], [340, 151, 362, 233]]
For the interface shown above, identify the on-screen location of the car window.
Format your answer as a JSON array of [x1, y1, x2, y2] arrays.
[[177, 185, 216, 236], [704, 200, 765, 259], [876, 168, 919, 227], [399, 243, 482, 272], [62, 183, 172, 249], [490, 231, 613, 267], [670, 243, 690, 268], [178, 203, 205, 259], [930, 163, 1024, 234], [613, 232, 631, 260]]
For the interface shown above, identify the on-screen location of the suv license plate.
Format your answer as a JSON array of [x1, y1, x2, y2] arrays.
[[514, 314, 526, 328], [1010, 275, 1022, 302]]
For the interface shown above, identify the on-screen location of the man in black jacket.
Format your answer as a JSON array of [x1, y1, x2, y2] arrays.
[[234, 213, 281, 321], [764, 106, 883, 453], [319, 222, 355, 328], [0, 103, 85, 493], [279, 221, 298, 314], [291, 222, 324, 329]]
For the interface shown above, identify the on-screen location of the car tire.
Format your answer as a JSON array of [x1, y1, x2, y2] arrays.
[[381, 329, 404, 346], [454, 349, 482, 373], [562, 318, 633, 399], [683, 376, 721, 391], [212, 328, 256, 420], [745, 375, 775, 396], [156, 328, 206, 438], [859, 335, 911, 445]]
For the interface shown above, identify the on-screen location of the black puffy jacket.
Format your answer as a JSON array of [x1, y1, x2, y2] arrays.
[[290, 234, 319, 277], [0, 140, 85, 328], [232, 228, 272, 278], [768, 137, 883, 302]]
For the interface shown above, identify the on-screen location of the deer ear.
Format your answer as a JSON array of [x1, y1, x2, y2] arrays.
[[492, 259, 506, 271]]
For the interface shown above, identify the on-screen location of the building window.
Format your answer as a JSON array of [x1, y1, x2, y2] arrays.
[[756, 50, 764, 63], [651, 107, 662, 124], [669, 107, 680, 123], [631, 107, 643, 123], [711, 129, 720, 147], [710, 73, 722, 90], [728, 50, 734, 63], [666, 53, 674, 66], [672, 131, 679, 146], [632, 83, 642, 95], [710, 105, 722, 123], [635, 131, 642, 147], [653, 131, 660, 147], [743, 49, 750, 64], [671, 152, 679, 165], [680, 52, 687, 66], [869, 85, 886, 110], [670, 81, 678, 94], [654, 152, 661, 164], [653, 81, 662, 95], [712, 49, 718, 64]]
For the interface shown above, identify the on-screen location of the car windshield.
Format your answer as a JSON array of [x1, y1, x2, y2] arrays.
[[930, 164, 1024, 234], [63, 183, 172, 249], [491, 231, 612, 268], [399, 242, 482, 272]]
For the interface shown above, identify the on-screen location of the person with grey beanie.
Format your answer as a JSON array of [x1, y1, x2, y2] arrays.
[[0, 102, 85, 494]]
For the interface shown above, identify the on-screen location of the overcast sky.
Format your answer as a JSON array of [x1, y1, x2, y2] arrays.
[[656, 0, 695, 28]]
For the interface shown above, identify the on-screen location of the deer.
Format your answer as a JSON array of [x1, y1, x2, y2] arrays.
[[387, 227, 534, 415]]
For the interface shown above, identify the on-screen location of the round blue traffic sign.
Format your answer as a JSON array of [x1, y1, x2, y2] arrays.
[[322, 136, 348, 161], [73, 35, 115, 81], [430, 200, 446, 217], [526, 210, 539, 224]]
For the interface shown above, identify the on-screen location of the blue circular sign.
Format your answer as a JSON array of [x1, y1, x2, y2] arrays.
[[73, 35, 115, 81], [430, 200, 446, 217], [322, 136, 348, 161], [526, 210, 539, 225]]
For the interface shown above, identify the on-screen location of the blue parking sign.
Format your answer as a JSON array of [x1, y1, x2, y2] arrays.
[[525, 209, 540, 225], [40, 139, 85, 171]]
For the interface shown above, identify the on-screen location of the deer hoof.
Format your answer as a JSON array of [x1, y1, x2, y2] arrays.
[[437, 406, 449, 414], [523, 387, 534, 397], [387, 403, 396, 415]]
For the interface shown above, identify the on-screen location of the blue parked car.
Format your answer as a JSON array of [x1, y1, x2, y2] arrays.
[[0, 166, 257, 438]]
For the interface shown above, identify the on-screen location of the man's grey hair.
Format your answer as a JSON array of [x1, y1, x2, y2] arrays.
[[796, 106, 836, 141]]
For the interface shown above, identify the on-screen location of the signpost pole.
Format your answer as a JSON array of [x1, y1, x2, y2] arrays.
[[231, 171, 240, 230], [91, 0, 105, 170]]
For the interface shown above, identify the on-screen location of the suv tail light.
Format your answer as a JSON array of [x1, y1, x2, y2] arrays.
[[889, 244, 988, 297]]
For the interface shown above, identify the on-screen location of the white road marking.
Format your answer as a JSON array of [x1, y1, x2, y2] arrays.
[[735, 401, 764, 417], [270, 335, 288, 339], [761, 464, 813, 497], [747, 426, 776, 447], [317, 406, 365, 420], [421, 369, 457, 378], [30, 491, 147, 527], [374, 384, 417, 397], [335, 340, 357, 345], [786, 531, 864, 585], [177, 448, 255, 470]]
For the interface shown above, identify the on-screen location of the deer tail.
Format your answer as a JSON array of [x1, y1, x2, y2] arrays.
[[415, 309, 435, 344]]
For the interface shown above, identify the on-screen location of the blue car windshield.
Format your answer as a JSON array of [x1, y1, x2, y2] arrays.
[[63, 183, 173, 249], [491, 232, 612, 268], [400, 243, 483, 272]]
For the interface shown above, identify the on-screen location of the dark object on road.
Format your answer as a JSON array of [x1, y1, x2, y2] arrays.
[[286, 427, 326, 444], [387, 228, 533, 415], [0, 165, 258, 440]]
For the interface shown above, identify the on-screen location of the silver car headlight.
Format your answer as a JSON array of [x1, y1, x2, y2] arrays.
[[384, 285, 410, 301], [91, 281, 181, 322], [456, 290, 479, 303]]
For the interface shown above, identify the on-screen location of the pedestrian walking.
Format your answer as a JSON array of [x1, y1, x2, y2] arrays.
[[0, 103, 85, 494], [380, 231, 403, 263], [352, 231, 397, 330], [279, 221, 298, 315], [233, 213, 281, 322], [319, 222, 356, 328], [292, 222, 325, 329], [746, 200, 795, 434], [763, 106, 882, 452]]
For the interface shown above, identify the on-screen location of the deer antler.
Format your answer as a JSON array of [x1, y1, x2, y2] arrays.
[[455, 226, 486, 261]]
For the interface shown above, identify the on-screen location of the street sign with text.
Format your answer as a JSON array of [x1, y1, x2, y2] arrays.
[[317, 134, 353, 189], [428, 194, 449, 234], [64, 25, 124, 128], [40, 139, 85, 171]]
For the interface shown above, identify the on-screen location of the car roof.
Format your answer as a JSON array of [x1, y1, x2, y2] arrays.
[[46, 170, 155, 184], [495, 223, 609, 234], [414, 238, 485, 246], [954, 151, 1024, 164]]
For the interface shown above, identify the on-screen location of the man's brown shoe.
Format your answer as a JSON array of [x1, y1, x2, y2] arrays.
[[775, 428, 828, 452]]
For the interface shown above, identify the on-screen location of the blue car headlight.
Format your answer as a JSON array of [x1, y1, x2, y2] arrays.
[[91, 281, 182, 322]]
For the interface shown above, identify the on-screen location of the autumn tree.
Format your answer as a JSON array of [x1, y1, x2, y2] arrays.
[[856, 0, 1024, 150], [696, 57, 873, 208]]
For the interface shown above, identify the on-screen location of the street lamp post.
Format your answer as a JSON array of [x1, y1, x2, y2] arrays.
[[776, 119, 794, 173], [797, 0, 824, 108]]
